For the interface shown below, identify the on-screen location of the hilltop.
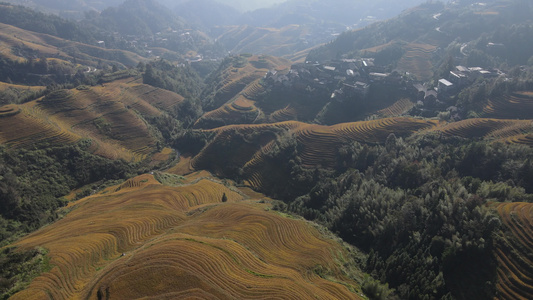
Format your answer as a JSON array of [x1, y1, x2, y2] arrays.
[[7, 172, 363, 299]]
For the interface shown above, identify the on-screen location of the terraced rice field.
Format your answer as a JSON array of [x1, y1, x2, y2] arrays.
[[283, 43, 323, 63], [241, 79, 266, 101], [378, 98, 415, 117], [209, 55, 289, 110], [508, 134, 533, 147], [483, 92, 533, 120], [10, 173, 361, 299], [193, 100, 259, 129], [0, 23, 60, 63], [218, 25, 311, 58], [0, 81, 44, 93], [193, 116, 533, 191], [151, 147, 173, 161], [37, 85, 157, 161], [231, 96, 255, 111], [0, 103, 80, 147], [270, 104, 298, 122], [432, 118, 533, 142], [0, 22, 144, 67], [492, 202, 533, 299], [0, 79, 184, 162], [195, 77, 269, 129], [361, 41, 396, 54], [397, 43, 436, 81], [0, 104, 20, 117], [192, 118, 439, 187]]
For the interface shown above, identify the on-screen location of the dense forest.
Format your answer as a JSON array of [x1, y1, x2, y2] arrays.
[[286, 134, 533, 299], [0, 141, 136, 247]]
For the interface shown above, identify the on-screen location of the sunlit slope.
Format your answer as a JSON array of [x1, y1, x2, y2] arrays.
[[201, 54, 290, 114], [0, 22, 144, 67], [493, 202, 533, 299], [190, 115, 533, 191], [216, 24, 312, 58], [378, 98, 415, 117], [0, 103, 81, 147], [431, 118, 533, 145], [483, 91, 533, 120], [0, 78, 184, 161], [194, 79, 264, 129], [11, 173, 361, 299], [396, 43, 436, 81], [190, 118, 439, 189]]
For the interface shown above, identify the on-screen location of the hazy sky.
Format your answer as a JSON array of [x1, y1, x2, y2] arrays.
[[217, 0, 287, 11]]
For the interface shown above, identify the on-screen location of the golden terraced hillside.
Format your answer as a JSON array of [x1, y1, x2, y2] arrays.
[[188, 118, 440, 190], [10, 172, 362, 299], [197, 55, 290, 128], [396, 43, 437, 81], [0, 78, 184, 162], [188, 114, 533, 192], [492, 202, 533, 299], [0, 22, 144, 68], [431, 118, 533, 146]]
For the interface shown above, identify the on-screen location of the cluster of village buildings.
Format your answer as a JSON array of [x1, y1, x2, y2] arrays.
[[264, 57, 507, 120], [264, 58, 398, 97], [95, 27, 215, 61]]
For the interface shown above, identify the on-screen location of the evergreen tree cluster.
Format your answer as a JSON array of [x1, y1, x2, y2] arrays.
[[0, 141, 135, 246], [270, 133, 533, 299]]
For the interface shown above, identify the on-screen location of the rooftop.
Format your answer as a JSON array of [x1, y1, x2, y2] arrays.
[[439, 79, 454, 87]]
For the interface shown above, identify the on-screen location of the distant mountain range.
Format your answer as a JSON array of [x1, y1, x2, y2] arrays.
[[2, 0, 533, 299], [1, 0, 431, 58], [173, 0, 429, 57], [308, 0, 533, 71]]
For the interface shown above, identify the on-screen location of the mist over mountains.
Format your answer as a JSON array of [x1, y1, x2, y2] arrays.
[[0, 0, 431, 58], [1, 0, 533, 299]]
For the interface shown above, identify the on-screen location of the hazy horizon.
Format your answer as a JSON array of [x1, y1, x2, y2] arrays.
[[215, 0, 287, 11]]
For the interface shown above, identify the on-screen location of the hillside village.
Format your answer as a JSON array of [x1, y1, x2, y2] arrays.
[[265, 56, 510, 121]]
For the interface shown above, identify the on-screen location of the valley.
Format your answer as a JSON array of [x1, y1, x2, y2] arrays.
[[1, 0, 533, 299]]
